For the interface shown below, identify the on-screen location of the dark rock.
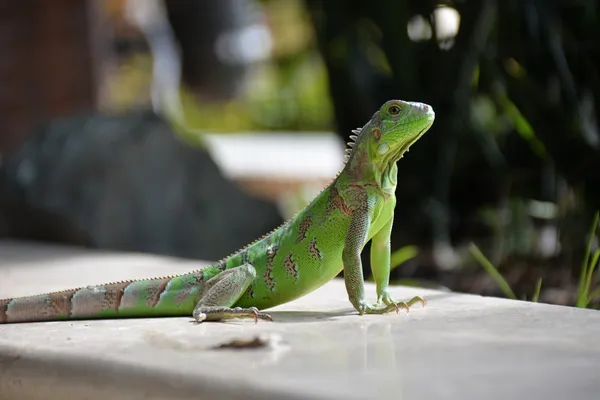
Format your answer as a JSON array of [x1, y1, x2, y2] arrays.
[[0, 110, 283, 261]]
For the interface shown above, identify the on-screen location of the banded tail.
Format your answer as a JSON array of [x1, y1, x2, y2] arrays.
[[0, 272, 204, 323]]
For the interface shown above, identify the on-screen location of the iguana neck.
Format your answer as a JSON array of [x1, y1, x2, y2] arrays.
[[343, 145, 398, 196]]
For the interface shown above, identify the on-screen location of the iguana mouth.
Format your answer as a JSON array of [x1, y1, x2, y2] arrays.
[[387, 118, 433, 165]]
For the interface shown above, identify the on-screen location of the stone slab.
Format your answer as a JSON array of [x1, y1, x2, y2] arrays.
[[1, 240, 599, 400]]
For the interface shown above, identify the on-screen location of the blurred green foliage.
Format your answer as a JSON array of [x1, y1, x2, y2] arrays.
[[470, 210, 599, 308], [577, 211, 600, 308], [107, 0, 333, 133]]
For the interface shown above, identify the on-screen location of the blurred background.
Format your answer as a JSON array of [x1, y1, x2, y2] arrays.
[[0, 0, 598, 308]]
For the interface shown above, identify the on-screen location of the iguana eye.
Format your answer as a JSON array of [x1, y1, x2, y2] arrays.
[[388, 105, 401, 115]]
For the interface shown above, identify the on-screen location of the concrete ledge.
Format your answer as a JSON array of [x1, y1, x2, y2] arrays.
[[1, 240, 600, 400]]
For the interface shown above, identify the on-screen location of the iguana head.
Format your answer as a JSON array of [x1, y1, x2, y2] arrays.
[[346, 100, 435, 175]]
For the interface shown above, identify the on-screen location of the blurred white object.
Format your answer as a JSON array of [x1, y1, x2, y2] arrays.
[[203, 132, 344, 181], [125, 0, 184, 122]]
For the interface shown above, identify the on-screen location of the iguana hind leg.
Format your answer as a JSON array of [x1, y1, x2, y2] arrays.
[[192, 264, 272, 323]]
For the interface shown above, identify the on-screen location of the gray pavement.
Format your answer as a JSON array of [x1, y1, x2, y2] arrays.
[[1, 239, 599, 400]]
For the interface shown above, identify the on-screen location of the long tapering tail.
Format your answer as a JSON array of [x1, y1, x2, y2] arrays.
[[0, 281, 134, 323], [0, 272, 205, 323]]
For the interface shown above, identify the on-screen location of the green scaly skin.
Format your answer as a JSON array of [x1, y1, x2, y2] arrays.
[[0, 99, 435, 324]]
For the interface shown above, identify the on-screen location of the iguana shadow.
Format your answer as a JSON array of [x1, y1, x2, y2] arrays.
[[265, 292, 453, 324], [266, 309, 355, 323]]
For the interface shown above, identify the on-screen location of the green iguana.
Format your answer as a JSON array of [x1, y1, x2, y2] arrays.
[[0, 99, 435, 324]]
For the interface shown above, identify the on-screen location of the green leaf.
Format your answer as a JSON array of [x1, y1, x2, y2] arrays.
[[587, 287, 600, 305], [531, 278, 543, 303], [390, 245, 419, 272], [367, 245, 419, 283], [577, 211, 599, 308], [469, 242, 517, 300], [498, 94, 546, 157], [583, 249, 600, 307]]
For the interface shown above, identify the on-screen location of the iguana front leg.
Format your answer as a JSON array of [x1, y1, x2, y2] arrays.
[[370, 213, 426, 313], [342, 195, 424, 315], [342, 200, 392, 315], [193, 264, 272, 323]]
